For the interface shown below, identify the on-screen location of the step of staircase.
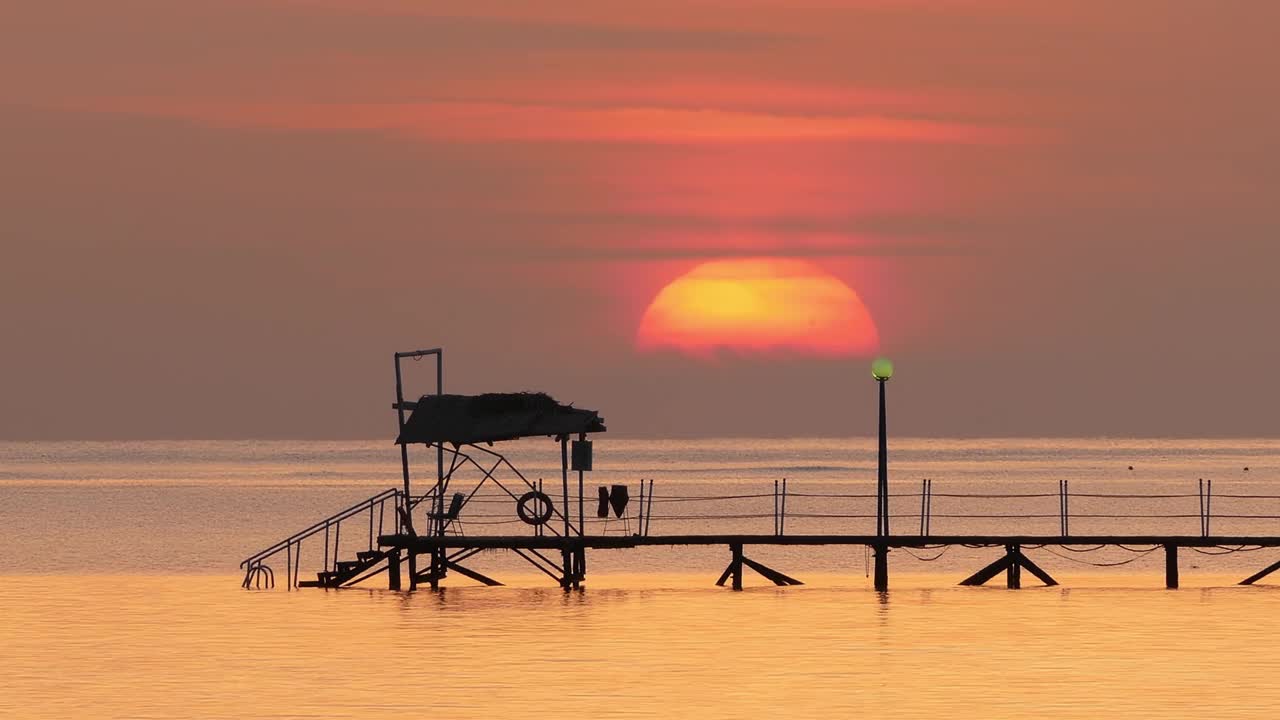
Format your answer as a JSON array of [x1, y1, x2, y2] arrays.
[[294, 552, 389, 589]]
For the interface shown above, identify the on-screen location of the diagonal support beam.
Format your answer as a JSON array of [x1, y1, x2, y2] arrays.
[[959, 553, 1014, 586], [344, 564, 389, 588], [741, 556, 804, 586], [511, 548, 563, 583], [715, 549, 803, 588], [960, 549, 1058, 588], [449, 547, 483, 564], [715, 561, 735, 587], [1240, 556, 1280, 586], [445, 561, 504, 586], [414, 568, 444, 585], [1013, 550, 1059, 587]]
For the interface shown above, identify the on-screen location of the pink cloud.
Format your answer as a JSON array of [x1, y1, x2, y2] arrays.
[[83, 97, 1036, 145]]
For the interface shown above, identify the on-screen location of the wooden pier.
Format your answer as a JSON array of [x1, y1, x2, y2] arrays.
[[372, 533, 1280, 592], [237, 348, 1280, 595]]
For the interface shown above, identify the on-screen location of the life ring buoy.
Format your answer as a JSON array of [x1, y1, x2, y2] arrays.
[[517, 491, 554, 526]]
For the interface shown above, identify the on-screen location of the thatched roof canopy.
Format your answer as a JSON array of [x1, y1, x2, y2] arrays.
[[395, 392, 605, 446]]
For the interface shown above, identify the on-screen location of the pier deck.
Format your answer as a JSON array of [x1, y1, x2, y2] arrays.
[[374, 533, 1280, 592]]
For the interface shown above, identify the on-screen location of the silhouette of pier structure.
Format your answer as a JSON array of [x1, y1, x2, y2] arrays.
[[240, 348, 1280, 593]]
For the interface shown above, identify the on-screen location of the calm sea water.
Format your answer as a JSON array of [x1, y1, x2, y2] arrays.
[[3, 438, 1280, 718]]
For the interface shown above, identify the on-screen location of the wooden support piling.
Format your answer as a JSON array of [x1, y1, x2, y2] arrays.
[[1006, 544, 1021, 589], [873, 543, 889, 592], [731, 543, 744, 591], [407, 550, 418, 590], [388, 549, 401, 590], [564, 546, 583, 590], [1164, 544, 1179, 589], [429, 549, 442, 590]]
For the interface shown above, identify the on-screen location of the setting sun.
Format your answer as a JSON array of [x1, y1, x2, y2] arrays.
[[636, 258, 879, 357]]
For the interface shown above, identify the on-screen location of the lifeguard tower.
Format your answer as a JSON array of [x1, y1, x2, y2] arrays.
[[240, 347, 607, 591]]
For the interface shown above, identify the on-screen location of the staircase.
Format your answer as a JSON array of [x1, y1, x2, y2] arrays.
[[299, 549, 391, 588], [241, 487, 435, 590]]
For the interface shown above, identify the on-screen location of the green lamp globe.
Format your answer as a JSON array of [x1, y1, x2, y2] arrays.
[[871, 357, 894, 381]]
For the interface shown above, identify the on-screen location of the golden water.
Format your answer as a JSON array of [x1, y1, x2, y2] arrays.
[[4, 574, 1280, 718], [3, 439, 1280, 717]]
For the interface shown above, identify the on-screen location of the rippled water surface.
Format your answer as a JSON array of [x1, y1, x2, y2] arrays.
[[3, 439, 1280, 718], [6, 575, 1280, 719]]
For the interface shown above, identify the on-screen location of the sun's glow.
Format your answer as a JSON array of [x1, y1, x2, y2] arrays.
[[636, 258, 880, 357]]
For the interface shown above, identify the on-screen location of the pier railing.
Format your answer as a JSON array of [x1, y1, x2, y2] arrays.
[[427, 479, 1280, 539], [243, 478, 1280, 591]]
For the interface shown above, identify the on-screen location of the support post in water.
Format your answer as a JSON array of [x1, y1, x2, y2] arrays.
[[388, 548, 401, 591], [1006, 544, 1022, 589], [565, 543, 576, 589], [873, 543, 889, 592], [716, 545, 802, 588], [384, 548, 399, 589], [731, 543, 744, 591], [1164, 544, 1179, 589]]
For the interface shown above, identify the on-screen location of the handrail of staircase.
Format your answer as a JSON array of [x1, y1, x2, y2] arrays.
[[405, 492, 435, 513], [239, 487, 436, 570]]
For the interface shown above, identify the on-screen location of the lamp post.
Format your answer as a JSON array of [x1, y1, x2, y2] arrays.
[[871, 357, 894, 591], [871, 357, 894, 535]]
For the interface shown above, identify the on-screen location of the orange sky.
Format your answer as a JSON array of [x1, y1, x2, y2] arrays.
[[1, 1, 1278, 438]]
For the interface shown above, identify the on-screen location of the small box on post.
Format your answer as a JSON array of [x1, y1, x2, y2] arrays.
[[571, 440, 593, 472]]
